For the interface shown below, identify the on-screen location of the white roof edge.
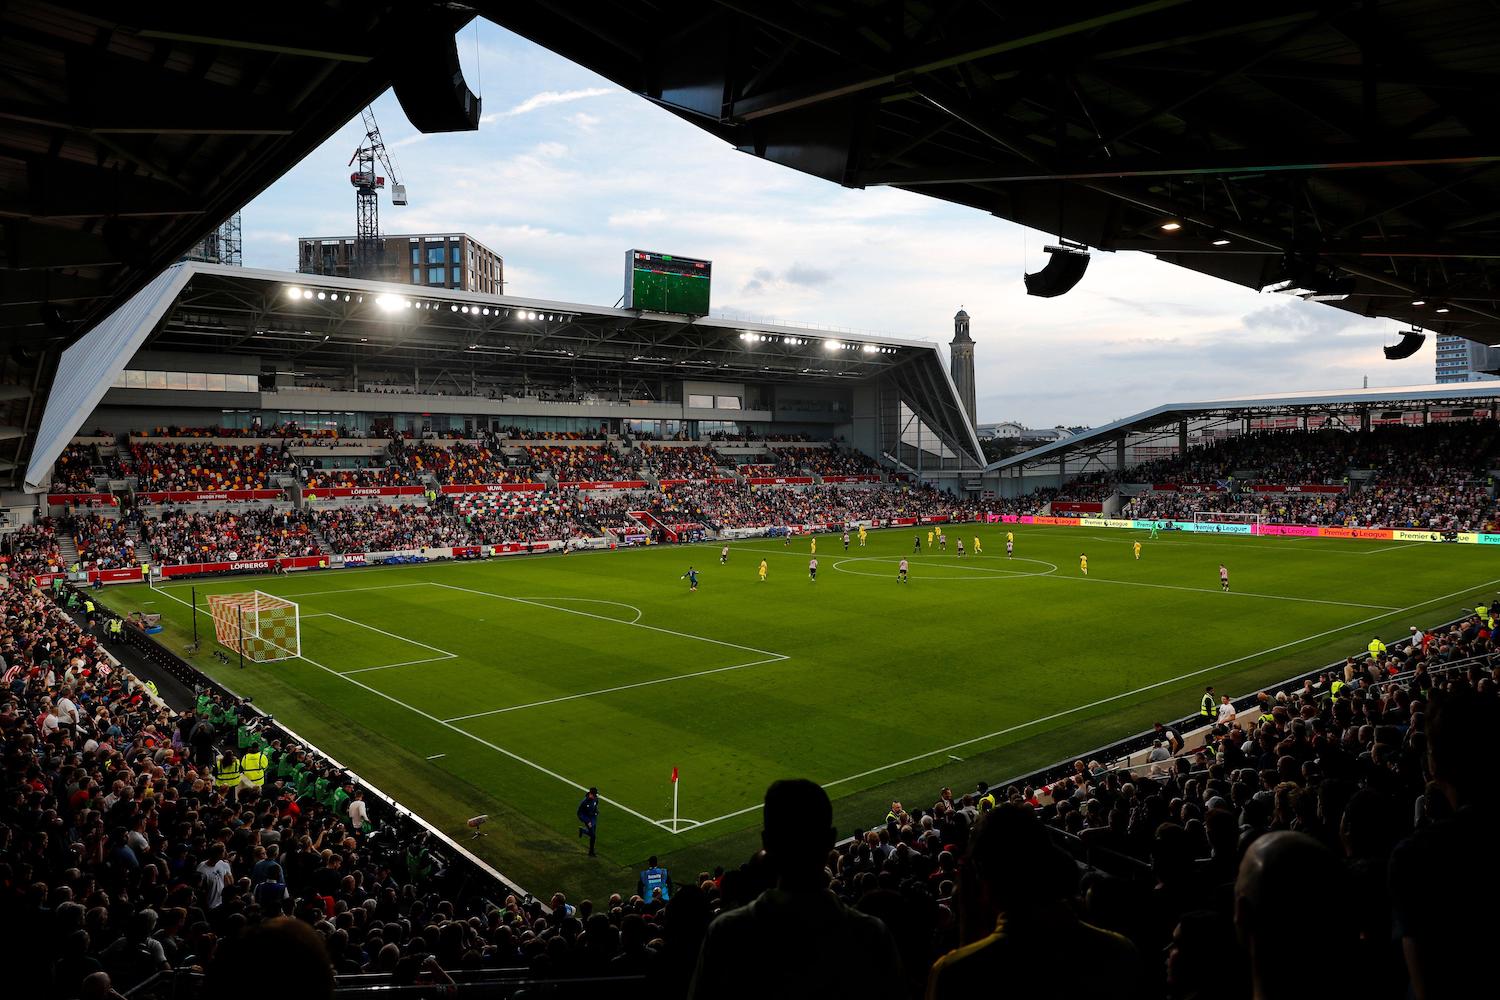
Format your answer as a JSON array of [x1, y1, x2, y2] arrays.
[[25, 263, 196, 491]]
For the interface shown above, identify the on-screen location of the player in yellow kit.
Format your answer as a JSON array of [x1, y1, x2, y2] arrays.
[[927, 530, 934, 548], [810, 537, 816, 555], [1134, 541, 1141, 560], [974, 536, 982, 555], [1006, 531, 1014, 559], [858, 525, 868, 547], [1079, 552, 1088, 575], [758, 559, 768, 582]]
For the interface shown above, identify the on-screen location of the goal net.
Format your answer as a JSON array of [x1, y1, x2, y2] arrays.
[[1191, 511, 1262, 531], [207, 591, 301, 662]]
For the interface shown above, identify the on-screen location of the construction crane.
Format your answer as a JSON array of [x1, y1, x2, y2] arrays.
[[348, 106, 407, 279]]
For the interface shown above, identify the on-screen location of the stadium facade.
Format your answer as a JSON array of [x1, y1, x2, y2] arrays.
[[24, 262, 985, 495]]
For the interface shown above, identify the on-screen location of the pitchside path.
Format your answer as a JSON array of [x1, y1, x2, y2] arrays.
[[108, 525, 1500, 897]]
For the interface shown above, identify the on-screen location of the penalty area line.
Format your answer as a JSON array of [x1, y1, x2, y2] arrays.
[[143, 582, 667, 829], [442, 654, 790, 722]]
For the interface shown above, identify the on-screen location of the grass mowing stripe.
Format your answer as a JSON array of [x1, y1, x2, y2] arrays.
[[679, 573, 1500, 833], [1032, 572, 1400, 610], [146, 582, 669, 831], [441, 654, 790, 722], [426, 581, 788, 660]]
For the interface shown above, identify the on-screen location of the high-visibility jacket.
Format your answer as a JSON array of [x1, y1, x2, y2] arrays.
[[84, 600, 95, 614], [1200, 693, 1215, 717], [1367, 639, 1387, 657], [240, 750, 270, 786], [215, 755, 243, 787], [144, 681, 159, 700], [107, 619, 123, 637], [1331, 680, 1346, 700]]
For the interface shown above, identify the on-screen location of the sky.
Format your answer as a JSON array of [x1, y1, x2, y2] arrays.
[[240, 22, 1437, 428]]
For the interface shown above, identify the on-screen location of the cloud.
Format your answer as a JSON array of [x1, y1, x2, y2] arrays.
[[785, 262, 832, 287], [482, 87, 613, 122], [569, 112, 601, 131]]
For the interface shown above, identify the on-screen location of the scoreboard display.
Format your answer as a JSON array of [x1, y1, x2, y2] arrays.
[[624, 250, 711, 316]]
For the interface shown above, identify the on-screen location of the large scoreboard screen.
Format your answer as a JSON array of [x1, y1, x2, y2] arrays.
[[624, 250, 711, 316]]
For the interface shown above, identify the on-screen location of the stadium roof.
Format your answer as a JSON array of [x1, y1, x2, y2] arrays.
[[25, 262, 985, 489], [481, 1, 1500, 345], [989, 381, 1500, 472], [0, 1, 478, 484]]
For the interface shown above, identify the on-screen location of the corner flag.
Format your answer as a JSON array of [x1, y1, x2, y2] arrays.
[[670, 766, 680, 831], [670, 766, 679, 783]]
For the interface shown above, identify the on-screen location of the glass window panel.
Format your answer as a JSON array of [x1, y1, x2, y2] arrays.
[[166, 371, 187, 389], [451, 245, 462, 263], [412, 267, 421, 283], [186, 372, 206, 390], [451, 266, 461, 283], [410, 247, 420, 264], [427, 247, 445, 264], [687, 394, 714, 408], [146, 370, 166, 389], [206, 373, 227, 391], [428, 266, 445, 283]]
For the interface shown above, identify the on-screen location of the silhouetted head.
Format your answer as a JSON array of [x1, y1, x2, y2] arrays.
[[761, 779, 834, 885]]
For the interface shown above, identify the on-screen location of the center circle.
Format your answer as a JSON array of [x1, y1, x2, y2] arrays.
[[831, 555, 1058, 581]]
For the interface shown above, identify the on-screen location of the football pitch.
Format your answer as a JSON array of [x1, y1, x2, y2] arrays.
[[106, 525, 1500, 896]]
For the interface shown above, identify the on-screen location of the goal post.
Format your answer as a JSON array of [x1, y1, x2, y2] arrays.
[[206, 591, 301, 662], [1191, 511, 1263, 532]]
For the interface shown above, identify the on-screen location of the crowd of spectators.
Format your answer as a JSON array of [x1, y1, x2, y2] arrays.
[[402, 444, 532, 486], [641, 447, 724, 481], [52, 444, 106, 493], [524, 446, 644, 484], [142, 509, 321, 565], [1, 521, 64, 578], [304, 466, 417, 490], [649, 482, 970, 531], [68, 514, 138, 571], [795, 445, 883, 477], [130, 444, 290, 493]]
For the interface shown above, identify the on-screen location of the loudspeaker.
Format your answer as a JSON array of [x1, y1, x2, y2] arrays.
[[1383, 331, 1426, 360], [1024, 245, 1090, 298], [392, 25, 482, 133]]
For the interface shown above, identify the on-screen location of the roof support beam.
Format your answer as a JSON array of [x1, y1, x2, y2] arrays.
[[858, 141, 1500, 186]]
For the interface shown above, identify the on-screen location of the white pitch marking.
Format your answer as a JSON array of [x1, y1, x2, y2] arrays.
[[426, 581, 786, 659], [426, 753, 446, 760], [443, 655, 788, 722], [511, 596, 645, 624], [1362, 541, 1426, 555], [342, 654, 457, 675]]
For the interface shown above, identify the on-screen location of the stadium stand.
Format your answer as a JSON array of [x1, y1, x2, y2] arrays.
[[524, 446, 644, 483], [640, 446, 723, 481], [131, 444, 291, 492], [143, 509, 321, 565]]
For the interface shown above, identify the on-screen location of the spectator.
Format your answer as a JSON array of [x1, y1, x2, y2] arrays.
[[926, 804, 1145, 998], [689, 779, 900, 999]]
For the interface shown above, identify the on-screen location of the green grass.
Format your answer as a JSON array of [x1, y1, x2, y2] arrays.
[[104, 525, 1500, 899]]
